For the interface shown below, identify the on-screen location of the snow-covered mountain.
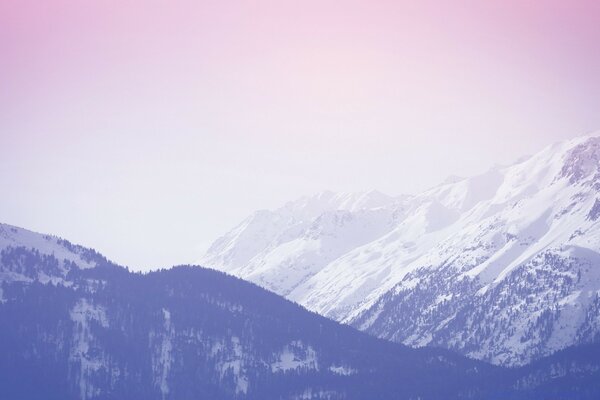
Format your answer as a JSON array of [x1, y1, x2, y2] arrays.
[[1, 222, 519, 399], [200, 190, 404, 297], [5, 223, 600, 399], [0, 223, 110, 296], [198, 133, 600, 366], [0, 223, 103, 269]]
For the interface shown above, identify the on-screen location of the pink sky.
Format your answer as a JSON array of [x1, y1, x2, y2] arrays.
[[1, 1, 599, 269]]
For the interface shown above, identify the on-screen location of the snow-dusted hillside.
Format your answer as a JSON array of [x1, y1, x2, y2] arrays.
[[198, 133, 600, 366], [0, 223, 109, 293], [0, 225, 510, 399], [0, 223, 100, 269]]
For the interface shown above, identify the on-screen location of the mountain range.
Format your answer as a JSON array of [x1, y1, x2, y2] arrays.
[[198, 133, 600, 366], [2, 222, 600, 399]]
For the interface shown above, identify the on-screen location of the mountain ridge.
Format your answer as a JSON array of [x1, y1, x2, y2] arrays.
[[0, 221, 508, 399], [2, 220, 600, 398], [198, 132, 600, 366]]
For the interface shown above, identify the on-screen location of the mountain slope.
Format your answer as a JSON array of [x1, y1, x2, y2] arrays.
[[198, 133, 600, 366], [0, 222, 511, 400], [4, 225, 600, 398], [199, 190, 402, 297]]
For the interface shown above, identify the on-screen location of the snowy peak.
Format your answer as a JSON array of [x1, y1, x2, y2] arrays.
[[281, 190, 400, 217], [0, 223, 100, 270], [559, 135, 600, 185], [198, 190, 405, 273], [202, 209, 293, 271], [423, 166, 504, 212], [198, 132, 600, 366], [0, 222, 114, 297], [329, 190, 399, 211]]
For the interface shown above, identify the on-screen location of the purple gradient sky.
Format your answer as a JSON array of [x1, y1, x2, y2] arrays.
[[1, 1, 599, 270]]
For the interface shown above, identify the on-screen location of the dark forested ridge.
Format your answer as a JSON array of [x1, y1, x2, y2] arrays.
[[0, 223, 599, 399]]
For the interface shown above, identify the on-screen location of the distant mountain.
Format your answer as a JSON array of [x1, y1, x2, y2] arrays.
[[198, 133, 600, 366]]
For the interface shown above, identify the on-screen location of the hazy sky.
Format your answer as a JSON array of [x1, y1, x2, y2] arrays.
[[1, 0, 599, 270]]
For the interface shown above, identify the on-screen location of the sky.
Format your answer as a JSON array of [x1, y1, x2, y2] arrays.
[[1, 0, 599, 270]]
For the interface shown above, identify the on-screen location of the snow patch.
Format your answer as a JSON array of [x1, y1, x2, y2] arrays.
[[151, 308, 174, 400], [69, 299, 109, 400], [216, 336, 249, 394], [271, 341, 318, 373], [329, 365, 357, 376]]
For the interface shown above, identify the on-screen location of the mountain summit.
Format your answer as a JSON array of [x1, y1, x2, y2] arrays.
[[198, 133, 600, 366]]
